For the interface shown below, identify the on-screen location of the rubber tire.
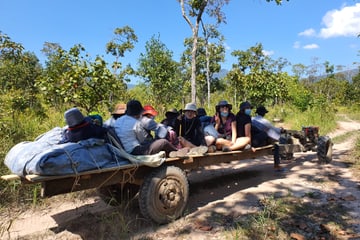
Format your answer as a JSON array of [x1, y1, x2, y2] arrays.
[[317, 136, 333, 164], [138, 165, 189, 224], [97, 183, 140, 206]]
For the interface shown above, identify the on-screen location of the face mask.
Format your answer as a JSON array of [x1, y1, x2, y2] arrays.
[[220, 112, 229, 117], [245, 109, 252, 116]]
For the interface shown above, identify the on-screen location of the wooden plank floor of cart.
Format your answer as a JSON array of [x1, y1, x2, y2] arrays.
[[1, 144, 275, 197]]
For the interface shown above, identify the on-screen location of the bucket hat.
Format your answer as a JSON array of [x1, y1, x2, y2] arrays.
[[184, 103, 197, 112]]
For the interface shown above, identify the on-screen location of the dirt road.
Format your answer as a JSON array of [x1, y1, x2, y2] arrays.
[[1, 120, 360, 239]]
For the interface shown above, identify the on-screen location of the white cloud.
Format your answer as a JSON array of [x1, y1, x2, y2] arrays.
[[262, 50, 274, 56], [293, 41, 301, 49], [319, 3, 360, 38], [303, 44, 319, 49], [298, 28, 316, 37]]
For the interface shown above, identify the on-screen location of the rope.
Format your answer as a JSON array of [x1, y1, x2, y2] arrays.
[[95, 132, 139, 189], [63, 148, 81, 192]]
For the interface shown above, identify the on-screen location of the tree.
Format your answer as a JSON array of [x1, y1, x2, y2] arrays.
[[178, 0, 288, 103], [228, 43, 290, 106], [347, 66, 360, 105], [37, 44, 126, 113], [106, 26, 138, 75], [105, 26, 138, 104], [201, 24, 225, 107], [179, 0, 229, 103], [0, 32, 42, 112], [137, 35, 183, 110], [181, 36, 225, 106]]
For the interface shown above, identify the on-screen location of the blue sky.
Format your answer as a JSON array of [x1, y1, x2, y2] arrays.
[[1, 0, 359, 83]]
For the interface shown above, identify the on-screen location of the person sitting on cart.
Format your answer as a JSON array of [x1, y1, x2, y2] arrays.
[[103, 103, 127, 128], [167, 102, 209, 157], [139, 104, 168, 143], [175, 103, 207, 148], [161, 108, 181, 147], [251, 105, 284, 144], [114, 100, 177, 157], [197, 107, 217, 151], [205, 100, 251, 152], [251, 105, 286, 171], [197, 107, 211, 129], [206, 100, 237, 152], [62, 107, 108, 143], [161, 108, 180, 130]]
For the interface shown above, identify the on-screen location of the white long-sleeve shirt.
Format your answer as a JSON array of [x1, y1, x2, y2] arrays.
[[252, 115, 281, 140]]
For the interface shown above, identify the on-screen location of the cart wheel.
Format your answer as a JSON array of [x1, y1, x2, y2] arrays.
[[97, 183, 139, 206], [317, 136, 333, 164], [139, 165, 189, 224]]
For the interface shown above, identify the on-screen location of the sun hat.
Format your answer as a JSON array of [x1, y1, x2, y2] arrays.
[[184, 102, 197, 112], [216, 100, 232, 111], [255, 106, 269, 115], [143, 105, 158, 116], [64, 107, 85, 127], [126, 100, 144, 116], [112, 103, 126, 115], [197, 108, 207, 117], [239, 101, 252, 111], [165, 108, 179, 118]]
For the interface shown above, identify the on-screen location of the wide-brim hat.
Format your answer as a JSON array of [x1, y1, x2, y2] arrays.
[[239, 101, 252, 110], [184, 102, 197, 112], [165, 108, 179, 118], [126, 100, 144, 116], [216, 100, 232, 111], [143, 105, 158, 116], [64, 107, 85, 127], [112, 103, 126, 115], [256, 106, 269, 115]]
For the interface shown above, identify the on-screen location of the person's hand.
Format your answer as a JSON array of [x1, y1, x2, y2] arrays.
[[215, 112, 220, 125]]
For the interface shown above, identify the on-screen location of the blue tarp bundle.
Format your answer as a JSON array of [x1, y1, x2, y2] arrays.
[[4, 127, 131, 176]]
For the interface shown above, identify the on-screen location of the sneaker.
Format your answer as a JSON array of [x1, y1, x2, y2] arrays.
[[207, 145, 217, 153], [244, 144, 251, 150], [222, 146, 231, 152], [187, 146, 208, 156], [169, 148, 189, 158]]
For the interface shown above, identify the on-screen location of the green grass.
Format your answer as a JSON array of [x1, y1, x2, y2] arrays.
[[268, 103, 337, 135]]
